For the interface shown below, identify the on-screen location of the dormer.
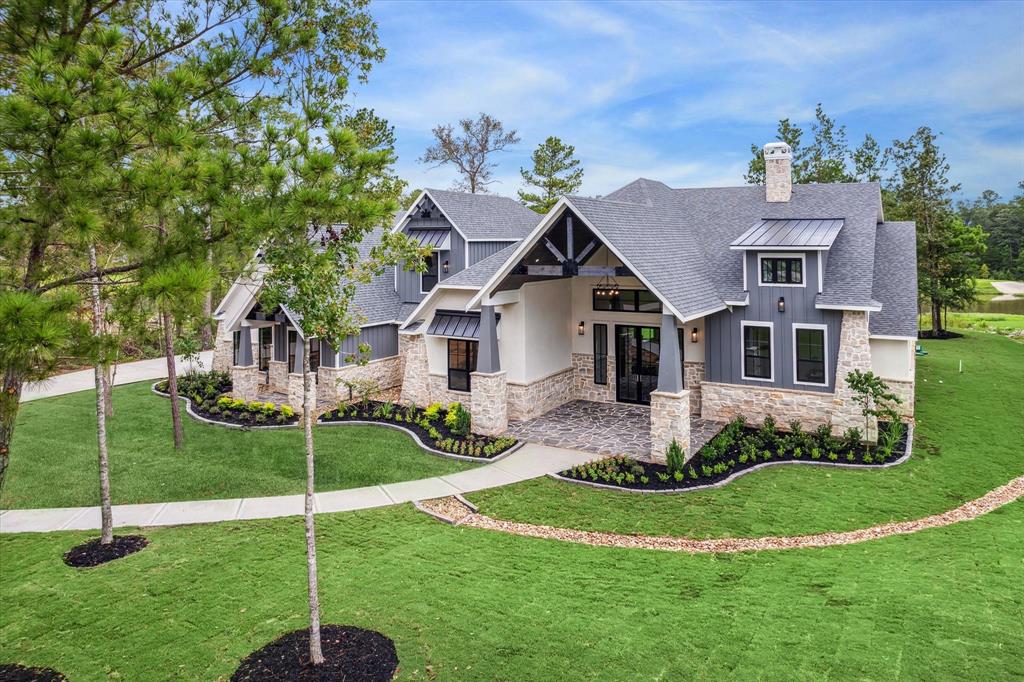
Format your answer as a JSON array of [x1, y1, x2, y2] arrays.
[[730, 218, 844, 295]]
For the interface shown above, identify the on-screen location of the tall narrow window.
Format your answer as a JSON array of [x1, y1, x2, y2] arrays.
[[742, 322, 773, 381], [593, 323, 608, 385], [308, 338, 321, 373], [447, 339, 478, 392], [794, 325, 827, 385], [258, 327, 272, 372], [421, 253, 438, 292], [232, 331, 241, 366]]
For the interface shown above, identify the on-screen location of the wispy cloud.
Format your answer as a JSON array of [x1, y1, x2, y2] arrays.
[[361, 0, 1024, 198]]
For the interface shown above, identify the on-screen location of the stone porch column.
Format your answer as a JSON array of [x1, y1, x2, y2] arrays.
[[649, 389, 691, 464], [470, 370, 508, 436], [399, 333, 431, 407], [287, 333, 307, 412], [831, 310, 876, 441], [317, 341, 342, 404], [231, 322, 259, 401]]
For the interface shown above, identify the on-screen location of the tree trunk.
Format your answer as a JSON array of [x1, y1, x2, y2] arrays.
[[303, 346, 325, 665], [0, 368, 23, 493], [104, 364, 115, 418], [931, 298, 942, 334], [90, 246, 114, 544], [201, 216, 214, 350], [162, 309, 184, 449]]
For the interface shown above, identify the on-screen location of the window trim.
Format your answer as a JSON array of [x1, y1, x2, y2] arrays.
[[420, 250, 439, 294], [740, 320, 774, 383], [446, 338, 477, 393], [792, 323, 829, 387], [593, 322, 608, 385], [757, 252, 806, 288], [591, 288, 662, 313]]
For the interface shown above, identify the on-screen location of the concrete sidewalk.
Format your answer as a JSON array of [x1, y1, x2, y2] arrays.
[[0, 444, 596, 533], [21, 351, 214, 402]]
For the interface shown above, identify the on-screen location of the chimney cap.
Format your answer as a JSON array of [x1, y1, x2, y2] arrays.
[[763, 142, 792, 158]]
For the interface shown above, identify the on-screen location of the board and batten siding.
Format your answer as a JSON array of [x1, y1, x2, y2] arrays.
[[705, 251, 841, 393], [320, 323, 399, 365], [396, 213, 466, 303], [468, 240, 517, 266]]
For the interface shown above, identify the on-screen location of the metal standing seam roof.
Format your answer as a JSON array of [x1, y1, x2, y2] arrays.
[[407, 228, 451, 249], [426, 310, 501, 339], [731, 218, 845, 249]]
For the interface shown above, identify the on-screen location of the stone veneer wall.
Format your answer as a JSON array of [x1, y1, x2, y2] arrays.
[[319, 355, 405, 404], [831, 310, 876, 438], [683, 361, 704, 416], [231, 365, 259, 401], [287, 372, 306, 412], [427, 374, 472, 408], [268, 360, 288, 390], [399, 334, 431, 407], [571, 353, 615, 404], [886, 379, 915, 419], [212, 323, 234, 373], [507, 366, 577, 422], [649, 389, 690, 464], [470, 371, 508, 436], [701, 381, 834, 429]]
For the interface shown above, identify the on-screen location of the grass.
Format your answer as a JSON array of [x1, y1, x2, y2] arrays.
[[1, 381, 475, 509], [1, 500, 1022, 680], [973, 278, 1003, 299], [468, 331, 1024, 538], [923, 311, 1024, 339]]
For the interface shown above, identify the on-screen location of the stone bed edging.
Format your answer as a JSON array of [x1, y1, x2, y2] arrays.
[[150, 383, 522, 463], [545, 424, 913, 495], [420, 473, 1024, 554]]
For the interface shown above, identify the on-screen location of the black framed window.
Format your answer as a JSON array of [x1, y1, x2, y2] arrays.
[[232, 331, 241, 365], [447, 339, 478, 392], [760, 257, 803, 285], [308, 338, 321, 373], [592, 289, 662, 313], [742, 324, 772, 380], [593, 323, 608, 385], [258, 327, 272, 371], [421, 253, 438, 292], [795, 327, 826, 384]]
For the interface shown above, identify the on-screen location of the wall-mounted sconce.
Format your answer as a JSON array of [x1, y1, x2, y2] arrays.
[[442, 259, 449, 273], [777, 296, 786, 313], [691, 327, 699, 343], [578, 320, 586, 336]]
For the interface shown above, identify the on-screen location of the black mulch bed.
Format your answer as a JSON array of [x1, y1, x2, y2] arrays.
[[63, 535, 149, 568], [559, 422, 910, 492], [918, 329, 964, 340], [319, 401, 517, 459], [0, 664, 66, 681], [154, 386, 300, 428], [231, 625, 398, 682]]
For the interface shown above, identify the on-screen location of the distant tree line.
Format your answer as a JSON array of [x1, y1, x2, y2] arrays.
[[957, 184, 1024, 280]]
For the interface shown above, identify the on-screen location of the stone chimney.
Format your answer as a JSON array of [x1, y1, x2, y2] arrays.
[[764, 142, 792, 202]]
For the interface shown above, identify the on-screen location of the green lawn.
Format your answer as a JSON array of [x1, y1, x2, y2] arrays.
[[1, 500, 1021, 680], [469, 331, 1024, 538], [1, 381, 474, 509], [932, 311, 1024, 338]]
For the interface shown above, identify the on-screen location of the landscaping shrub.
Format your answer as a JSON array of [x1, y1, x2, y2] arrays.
[[666, 438, 685, 474]]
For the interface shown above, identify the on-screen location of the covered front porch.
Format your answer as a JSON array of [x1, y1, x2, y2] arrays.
[[507, 400, 724, 459]]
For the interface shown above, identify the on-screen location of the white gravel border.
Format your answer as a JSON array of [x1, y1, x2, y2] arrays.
[[547, 424, 914, 495]]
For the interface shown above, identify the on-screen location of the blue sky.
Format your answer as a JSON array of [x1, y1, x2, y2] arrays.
[[349, 0, 1024, 200]]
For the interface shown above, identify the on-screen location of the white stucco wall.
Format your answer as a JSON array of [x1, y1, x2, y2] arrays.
[[869, 337, 915, 381], [521, 278, 573, 382], [418, 288, 476, 376]]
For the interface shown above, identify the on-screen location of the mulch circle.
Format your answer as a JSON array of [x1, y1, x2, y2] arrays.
[[0, 663, 66, 681], [63, 535, 149, 568], [231, 625, 399, 682]]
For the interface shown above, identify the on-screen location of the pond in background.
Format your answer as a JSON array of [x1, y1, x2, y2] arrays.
[[958, 297, 1024, 315]]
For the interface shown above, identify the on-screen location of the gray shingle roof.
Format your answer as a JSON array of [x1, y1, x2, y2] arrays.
[[870, 222, 919, 337], [440, 243, 520, 287], [590, 179, 888, 317], [425, 189, 541, 240], [731, 218, 844, 249]]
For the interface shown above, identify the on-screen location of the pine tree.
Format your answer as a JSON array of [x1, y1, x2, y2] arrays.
[[518, 136, 585, 213]]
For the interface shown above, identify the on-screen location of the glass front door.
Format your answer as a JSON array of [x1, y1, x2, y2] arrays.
[[615, 325, 660, 404]]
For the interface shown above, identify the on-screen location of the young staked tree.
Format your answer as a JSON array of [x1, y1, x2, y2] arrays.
[[518, 136, 585, 213], [256, 122, 422, 665], [419, 113, 521, 193]]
